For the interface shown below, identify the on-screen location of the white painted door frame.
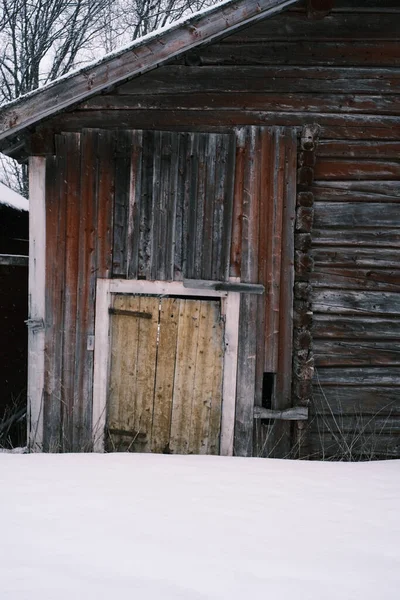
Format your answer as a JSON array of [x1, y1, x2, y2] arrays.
[[92, 279, 240, 455]]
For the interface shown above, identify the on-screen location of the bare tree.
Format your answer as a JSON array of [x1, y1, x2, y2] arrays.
[[0, 0, 215, 195]]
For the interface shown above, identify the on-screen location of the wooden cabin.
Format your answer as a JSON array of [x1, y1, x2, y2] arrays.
[[0, 0, 399, 458], [0, 183, 28, 445]]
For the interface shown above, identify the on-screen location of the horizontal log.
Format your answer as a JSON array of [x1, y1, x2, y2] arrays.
[[312, 289, 400, 316], [312, 247, 400, 269], [314, 202, 400, 228], [312, 229, 400, 247], [311, 415, 400, 435], [312, 385, 400, 414], [194, 41, 400, 67], [314, 366, 400, 386], [183, 279, 264, 293], [310, 268, 400, 292], [254, 406, 309, 420], [117, 66, 400, 95], [307, 432, 400, 459], [83, 92, 400, 116], [313, 315, 400, 339], [314, 340, 400, 367], [313, 180, 400, 196], [314, 159, 400, 181], [47, 111, 400, 139], [0, 254, 28, 267], [317, 141, 400, 158], [227, 13, 400, 41]]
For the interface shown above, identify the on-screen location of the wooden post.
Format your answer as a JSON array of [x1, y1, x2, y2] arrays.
[[27, 156, 46, 451]]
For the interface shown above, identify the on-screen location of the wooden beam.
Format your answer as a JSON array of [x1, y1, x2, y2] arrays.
[[0, 254, 28, 267], [27, 156, 46, 451], [254, 406, 309, 420], [0, 0, 297, 145], [183, 278, 264, 294]]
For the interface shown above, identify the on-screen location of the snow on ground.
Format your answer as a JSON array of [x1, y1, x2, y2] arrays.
[[0, 182, 29, 211], [1, 454, 399, 600]]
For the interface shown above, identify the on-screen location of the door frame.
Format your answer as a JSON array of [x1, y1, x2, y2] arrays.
[[92, 278, 240, 455]]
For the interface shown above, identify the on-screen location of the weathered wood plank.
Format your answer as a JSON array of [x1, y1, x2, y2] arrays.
[[310, 269, 400, 292], [0, 254, 28, 266], [61, 133, 81, 450], [134, 296, 159, 451], [313, 314, 400, 340], [314, 159, 400, 181], [28, 156, 46, 451], [189, 300, 224, 454], [230, 129, 245, 277], [314, 202, 400, 228], [151, 298, 179, 453], [312, 229, 400, 248], [107, 295, 141, 451], [195, 41, 400, 67], [202, 134, 217, 281], [264, 127, 285, 372], [170, 299, 201, 454], [227, 12, 400, 41], [274, 128, 297, 456], [315, 367, 400, 386], [50, 110, 400, 139], [313, 385, 400, 414], [127, 130, 143, 279], [118, 66, 400, 95], [112, 131, 131, 277], [254, 406, 309, 420], [314, 340, 400, 367], [312, 289, 400, 316], [308, 432, 400, 459], [138, 131, 154, 279], [317, 141, 400, 158], [83, 92, 400, 116], [234, 127, 260, 457], [312, 247, 400, 269]]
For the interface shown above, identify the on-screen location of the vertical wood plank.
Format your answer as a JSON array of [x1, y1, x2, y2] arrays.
[[139, 130, 154, 279], [112, 130, 131, 277], [174, 133, 189, 280], [274, 128, 298, 456], [217, 134, 236, 282], [92, 279, 111, 451], [151, 297, 179, 453], [61, 132, 81, 451], [202, 134, 217, 280], [28, 156, 46, 451], [134, 295, 159, 451], [264, 128, 285, 373], [127, 130, 143, 279], [43, 147, 64, 451], [207, 302, 225, 455], [166, 133, 180, 281], [194, 135, 207, 279], [234, 126, 261, 457], [230, 128, 246, 278], [73, 129, 98, 451], [220, 290, 240, 456], [188, 300, 224, 454], [170, 299, 201, 453]]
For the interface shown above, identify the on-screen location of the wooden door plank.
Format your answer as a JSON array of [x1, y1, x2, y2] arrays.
[[108, 295, 141, 450], [188, 300, 224, 454], [134, 296, 160, 451], [207, 303, 225, 455], [151, 297, 179, 453], [170, 299, 201, 454]]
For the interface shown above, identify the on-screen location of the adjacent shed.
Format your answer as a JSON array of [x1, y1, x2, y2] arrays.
[[0, 0, 399, 458], [0, 182, 28, 445]]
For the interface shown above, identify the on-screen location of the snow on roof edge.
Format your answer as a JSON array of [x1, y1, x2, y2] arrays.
[[0, 0, 235, 114], [0, 182, 29, 211]]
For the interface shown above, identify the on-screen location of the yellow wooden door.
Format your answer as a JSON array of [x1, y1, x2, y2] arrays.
[[107, 294, 224, 454]]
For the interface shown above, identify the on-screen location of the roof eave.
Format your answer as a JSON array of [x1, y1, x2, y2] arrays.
[[0, 0, 298, 149]]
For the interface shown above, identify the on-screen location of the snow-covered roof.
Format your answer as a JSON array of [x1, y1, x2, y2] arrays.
[[0, 0, 297, 150], [0, 182, 29, 211]]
